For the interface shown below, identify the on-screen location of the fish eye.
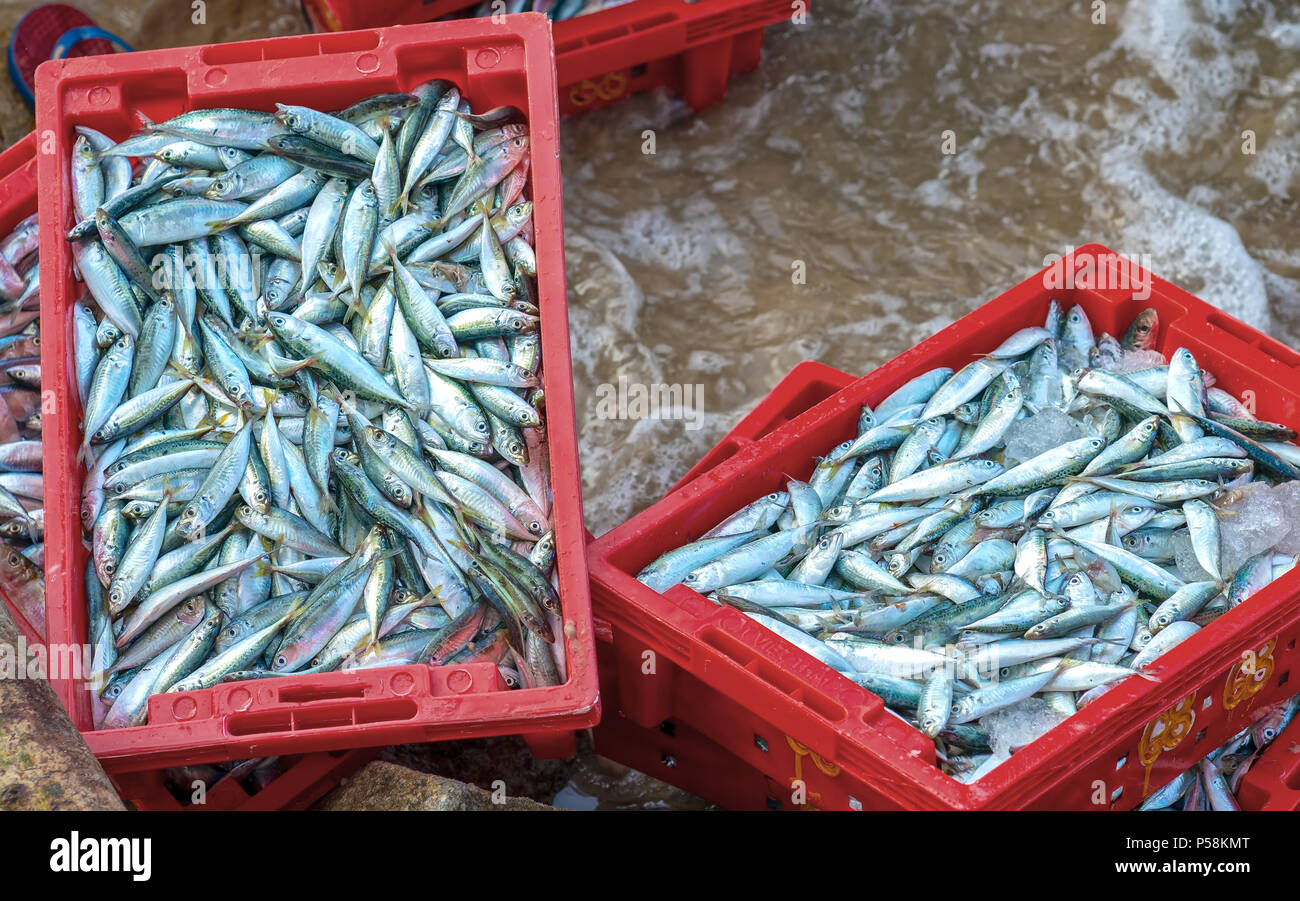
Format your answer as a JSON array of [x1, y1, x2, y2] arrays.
[[7, 553, 18, 566], [103, 562, 115, 575], [275, 654, 288, 668], [1128, 506, 1144, 514]]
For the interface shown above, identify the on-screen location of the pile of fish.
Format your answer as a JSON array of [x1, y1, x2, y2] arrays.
[[638, 303, 1300, 781], [1141, 692, 1299, 811], [67, 83, 563, 730], [0, 213, 43, 639], [465, 0, 632, 22]]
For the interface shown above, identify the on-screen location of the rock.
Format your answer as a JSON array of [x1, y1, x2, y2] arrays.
[[0, 604, 124, 810], [318, 760, 554, 811]]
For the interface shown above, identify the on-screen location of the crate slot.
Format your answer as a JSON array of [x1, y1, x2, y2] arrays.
[[200, 32, 379, 66], [1207, 311, 1300, 369], [277, 683, 368, 704]]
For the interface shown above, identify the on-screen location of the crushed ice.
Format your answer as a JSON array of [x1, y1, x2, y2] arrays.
[[1002, 408, 1086, 464], [979, 698, 1070, 756]]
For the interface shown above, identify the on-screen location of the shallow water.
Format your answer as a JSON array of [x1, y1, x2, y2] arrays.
[[2, 0, 1297, 808], [566, 0, 1300, 535]]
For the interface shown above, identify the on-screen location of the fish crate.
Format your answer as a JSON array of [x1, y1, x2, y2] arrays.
[[586, 244, 1300, 810], [1235, 713, 1300, 811], [302, 0, 803, 116], [111, 747, 377, 811], [0, 131, 42, 649], [35, 15, 599, 773]]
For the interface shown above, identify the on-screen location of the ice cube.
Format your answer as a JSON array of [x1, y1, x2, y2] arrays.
[[1217, 482, 1293, 576], [1002, 408, 1086, 464], [1269, 482, 1300, 556], [979, 697, 1070, 756], [1171, 530, 1213, 582], [1114, 349, 1168, 372]]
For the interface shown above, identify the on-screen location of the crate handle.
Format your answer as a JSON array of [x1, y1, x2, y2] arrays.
[[1202, 311, 1300, 379], [196, 31, 382, 70], [0, 134, 36, 184]]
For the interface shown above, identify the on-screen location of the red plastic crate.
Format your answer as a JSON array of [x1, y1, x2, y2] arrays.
[[302, 0, 802, 115], [586, 244, 1300, 810], [0, 132, 42, 649], [592, 620, 794, 810], [1236, 713, 1300, 811], [112, 748, 377, 811], [35, 16, 599, 774]]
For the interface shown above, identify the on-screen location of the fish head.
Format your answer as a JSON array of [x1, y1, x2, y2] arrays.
[[218, 146, 246, 168], [176, 597, 206, 625], [155, 146, 186, 165], [331, 448, 360, 467], [80, 497, 99, 530], [107, 583, 128, 611], [382, 474, 412, 505], [506, 201, 533, 226], [176, 504, 203, 537], [920, 713, 946, 739], [205, 177, 235, 200], [269, 645, 298, 672], [265, 312, 296, 339], [930, 546, 954, 572], [1123, 309, 1159, 349], [274, 104, 308, 132], [362, 425, 393, 452], [1077, 436, 1107, 458]]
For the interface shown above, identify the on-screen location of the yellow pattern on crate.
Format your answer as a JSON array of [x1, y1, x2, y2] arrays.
[[787, 735, 839, 810], [1138, 693, 1197, 798], [568, 72, 630, 107], [1223, 637, 1276, 714]]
